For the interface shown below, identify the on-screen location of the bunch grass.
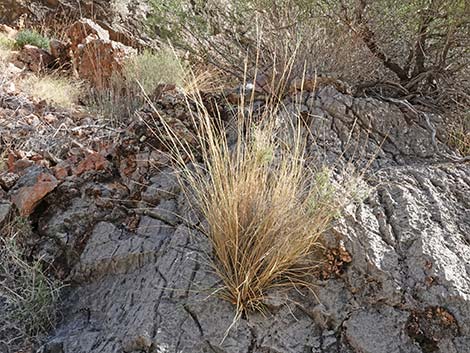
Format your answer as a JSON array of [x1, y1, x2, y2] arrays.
[[145, 63, 351, 320]]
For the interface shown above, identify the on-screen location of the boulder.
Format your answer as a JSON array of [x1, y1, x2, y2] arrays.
[[40, 87, 470, 353], [67, 18, 110, 52]]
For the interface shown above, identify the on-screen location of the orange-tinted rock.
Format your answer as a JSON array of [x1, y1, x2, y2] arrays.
[[66, 18, 136, 89], [10, 171, 58, 216], [67, 18, 109, 52], [53, 161, 71, 180], [14, 158, 34, 171], [16, 44, 54, 73], [77, 38, 136, 89], [74, 152, 110, 176]]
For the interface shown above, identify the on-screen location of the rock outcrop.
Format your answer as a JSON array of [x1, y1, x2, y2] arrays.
[[19, 87, 467, 353], [1, 0, 153, 48], [66, 19, 136, 89]]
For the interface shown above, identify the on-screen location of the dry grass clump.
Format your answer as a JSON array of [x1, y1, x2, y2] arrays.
[[150, 82, 351, 317], [0, 34, 14, 51], [19, 74, 82, 108], [124, 49, 186, 93], [0, 33, 14, 67], [0, 218, 61, 347]]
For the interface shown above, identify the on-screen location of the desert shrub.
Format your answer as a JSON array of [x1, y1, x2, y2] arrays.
[[148, 0, 469, 95], [15, 29, 50, 50], [19, 74, 82, 108], [88, 49, 186, 123], [148, 0, 469, 157]]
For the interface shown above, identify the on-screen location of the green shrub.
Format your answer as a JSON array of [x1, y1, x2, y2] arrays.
[[15, 29, 50, 50]]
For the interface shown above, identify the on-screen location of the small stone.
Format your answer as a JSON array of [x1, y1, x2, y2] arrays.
[[0, 172, 19, 190], [73, 152, 110, 176], [10, 167, 59, 216]]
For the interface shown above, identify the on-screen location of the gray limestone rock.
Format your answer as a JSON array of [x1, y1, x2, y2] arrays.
[[40, 88, 470, 353]]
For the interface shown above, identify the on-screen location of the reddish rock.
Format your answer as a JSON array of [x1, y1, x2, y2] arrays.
[[66, 18, 136, 89], [77, 38, 136, 89], [7, 152, 16, 172], [10, 171, 58, 216], [53, 161, 71, 180], [14, 158, 34, 171], [15, 44, 54, 73], [74, 152, 110, 176], [67, 18, 109, 52]]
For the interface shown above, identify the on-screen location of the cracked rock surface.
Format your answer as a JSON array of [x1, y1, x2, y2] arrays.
[[31, 88, 470, 353]]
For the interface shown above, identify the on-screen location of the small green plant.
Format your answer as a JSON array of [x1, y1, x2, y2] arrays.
[[0, 33, 14, 50], [15, 29, 50, 50]]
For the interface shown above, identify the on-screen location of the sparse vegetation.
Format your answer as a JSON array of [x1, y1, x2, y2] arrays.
[[148, 1, 469, 105], [448, 113, 470, 156], [124, 49, 186, 93], [88, 48, 186, 123], [0, 33, 13, 67], [148, 0, 469, 155], [0, 218, 61, 347], [19, 74, 82, 108], [0, 33, 14, 50], [15, 29, 50, 50]]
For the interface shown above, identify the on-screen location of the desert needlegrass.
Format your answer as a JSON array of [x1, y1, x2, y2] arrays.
[[148, 82, 348, 318]]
